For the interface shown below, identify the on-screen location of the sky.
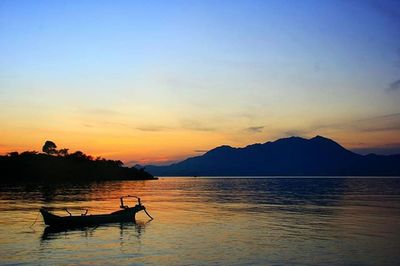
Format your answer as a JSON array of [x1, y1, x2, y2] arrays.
[[1, 0, 400, 165]]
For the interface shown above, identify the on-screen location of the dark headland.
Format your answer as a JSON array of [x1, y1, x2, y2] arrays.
[[146, 136, 400, 176], [0, 141, 157, 183]]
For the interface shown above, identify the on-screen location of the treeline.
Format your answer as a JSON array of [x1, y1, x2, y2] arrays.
[[0, 141, 156, 183]]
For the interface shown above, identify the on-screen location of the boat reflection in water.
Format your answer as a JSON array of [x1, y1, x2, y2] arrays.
[[41, 220, 151, 241]]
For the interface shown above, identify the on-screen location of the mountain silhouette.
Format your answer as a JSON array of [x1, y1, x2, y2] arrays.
[[146, 136, 400, 176]]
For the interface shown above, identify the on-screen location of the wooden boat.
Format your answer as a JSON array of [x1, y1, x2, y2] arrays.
[[40, 196, 152, 228]]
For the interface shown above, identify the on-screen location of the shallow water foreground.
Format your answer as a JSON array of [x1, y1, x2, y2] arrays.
[[0, 177, 399, 265]]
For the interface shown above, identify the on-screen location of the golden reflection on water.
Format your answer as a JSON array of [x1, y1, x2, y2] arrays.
[[0, 178, 400, 265]]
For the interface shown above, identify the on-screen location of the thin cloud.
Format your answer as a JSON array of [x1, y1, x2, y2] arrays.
[[281, 112, 400, 137], [194, 149, 209, 153], [356, 112, 400, 121], [351, 112, 400, 133], [102, 121, 131, 128], [284, 129, 310, 137], [136, 125, 171, 132], [357, 124, 400, 132], [388, 79, 400, 92], [181, 119, 216, 132], [304, 113, 400, 135], [246, 126, 264, 133], [80, 120, 132, 129]]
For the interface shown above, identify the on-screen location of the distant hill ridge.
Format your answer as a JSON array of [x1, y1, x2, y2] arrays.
[[146, 136, 400, 176]]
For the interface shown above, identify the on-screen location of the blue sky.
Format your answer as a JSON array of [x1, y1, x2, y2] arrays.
[[1, 0, 400, 163]]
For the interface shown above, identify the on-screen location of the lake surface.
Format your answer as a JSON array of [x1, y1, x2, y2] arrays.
[[0, 177, 400, 265]]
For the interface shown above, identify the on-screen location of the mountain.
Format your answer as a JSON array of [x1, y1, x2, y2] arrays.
[[145, 136, 400, 176]]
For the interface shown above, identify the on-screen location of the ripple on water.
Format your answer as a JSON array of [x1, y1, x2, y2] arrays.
[[0, 177, 399, 265]]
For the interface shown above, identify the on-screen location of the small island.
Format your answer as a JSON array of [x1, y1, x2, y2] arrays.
[[0, 141, 157, 183]]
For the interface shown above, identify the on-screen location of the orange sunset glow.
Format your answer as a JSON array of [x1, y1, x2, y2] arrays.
[[1, 112, 399, 165], [1, 0, 399, 164]]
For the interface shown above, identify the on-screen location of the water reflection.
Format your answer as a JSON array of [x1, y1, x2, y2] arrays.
[[0, 178, 399, 265], [41, 224, 99, 241], [41, 220, 151, 241]]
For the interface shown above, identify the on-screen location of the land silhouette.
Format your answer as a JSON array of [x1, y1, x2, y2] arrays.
[[0, 141, 156, 183], [146, 136, 400, 176]]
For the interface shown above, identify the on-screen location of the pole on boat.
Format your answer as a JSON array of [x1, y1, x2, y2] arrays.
[[121, 195, 153, 219], [121, 195, 142, 208], [64, 208, 72, 216], [120, 197, 125, 209], [143, 208, 154, 220]]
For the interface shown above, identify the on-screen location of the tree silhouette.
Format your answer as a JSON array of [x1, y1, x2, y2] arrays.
[[8, 152, 19, 157], [42, 141, 57, 155], [58, 148, 69, 157], [0, 141, 156, 182], [70, 151, 84, 159]]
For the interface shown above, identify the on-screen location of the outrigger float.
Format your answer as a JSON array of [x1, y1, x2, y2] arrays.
[[40, 196, 153, 228]]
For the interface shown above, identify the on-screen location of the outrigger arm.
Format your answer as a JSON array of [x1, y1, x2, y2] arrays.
[[120, 195, 141, 209], [120, 195, 153, 220]]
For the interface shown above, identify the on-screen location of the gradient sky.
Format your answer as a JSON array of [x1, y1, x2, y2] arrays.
[[1, 0, 400, 164]]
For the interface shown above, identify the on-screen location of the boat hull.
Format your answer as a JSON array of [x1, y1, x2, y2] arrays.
[[40, 205, 145, 228]]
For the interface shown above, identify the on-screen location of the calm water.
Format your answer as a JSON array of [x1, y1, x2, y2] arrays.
[[0, 177, 400, 265]]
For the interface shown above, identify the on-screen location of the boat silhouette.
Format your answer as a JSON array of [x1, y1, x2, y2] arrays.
[[40, 196, 153, 228]]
